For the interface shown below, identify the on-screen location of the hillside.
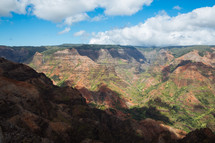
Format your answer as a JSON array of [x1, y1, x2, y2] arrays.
[[0, 44, 215, 134]]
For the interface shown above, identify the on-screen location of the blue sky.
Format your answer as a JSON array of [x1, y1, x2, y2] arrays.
[[0, 0, 215, 46]]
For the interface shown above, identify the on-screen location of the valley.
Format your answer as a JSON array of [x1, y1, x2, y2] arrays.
[[1, 44, 215, 134]]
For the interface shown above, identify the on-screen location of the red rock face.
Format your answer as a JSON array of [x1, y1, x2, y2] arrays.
[[32, 48, 99, 88], [160, 60, 215, 106], [31, 48, 131, 110], [32, 52, 44, 66], [78, 84, 127, 109], [162, 60, 215, 87], [176, 50, 215, 68]]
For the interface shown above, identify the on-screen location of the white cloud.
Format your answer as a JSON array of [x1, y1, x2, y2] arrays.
[[74, 30, 91, 43], [173, 5, 182, 10], [99, 0, 153, 16], [91, 15, 106, 22], [0, 0, 153, 37], [30, 0, 153, 22], [90, 5, 215, 46], [58, 27, 71, 34], [30, 0, 98, 22], [0, 0, 153, 23], [27, 0, 153, 31], [0, 0, 29, 16], [74, 30, 86, 37], [64, 13, 90, 25]]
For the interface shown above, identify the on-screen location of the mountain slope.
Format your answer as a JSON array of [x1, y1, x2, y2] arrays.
[[142, 60, 215, 132], [0, 46, 46, 63]]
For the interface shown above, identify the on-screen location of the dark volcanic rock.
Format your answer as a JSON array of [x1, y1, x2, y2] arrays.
[[0, 46, 46, 63], [178, 128, 215, 143]]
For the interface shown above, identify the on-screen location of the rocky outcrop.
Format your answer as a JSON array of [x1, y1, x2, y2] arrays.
[[32, 52, 44, 66], [0, 46, 46, 63], [176, 50, 215, 68], [162, 60, 215, 86], [77, 84, 128, 109], [141, 49, 174, 66], [178, 128, 215, 143], [136, 119, 187, 143], [75, 45, 146, 63]]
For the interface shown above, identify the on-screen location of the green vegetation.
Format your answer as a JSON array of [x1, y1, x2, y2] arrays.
[[195, 89, 215, 105], [166, 45, 213, 58], [51, 75, 60, 81], [41, 46, 68, 55], [57, 74, 70, 87], [137, 45, 213, 58]]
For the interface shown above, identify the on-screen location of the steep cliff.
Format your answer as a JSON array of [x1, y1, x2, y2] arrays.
[[0, 46, 46, 63]]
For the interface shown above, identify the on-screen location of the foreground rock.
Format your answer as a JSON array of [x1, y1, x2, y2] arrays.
[[178, 128, 215, 143]]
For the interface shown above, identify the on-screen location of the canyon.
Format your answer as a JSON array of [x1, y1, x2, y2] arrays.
[[0, 44, 215, 142]]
